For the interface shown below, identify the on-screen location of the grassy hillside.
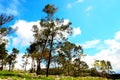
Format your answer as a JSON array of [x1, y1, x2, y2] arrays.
[[0, 71, 114, 80]]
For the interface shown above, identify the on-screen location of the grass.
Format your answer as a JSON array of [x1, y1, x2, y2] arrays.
[[0, 71, 115, 80]]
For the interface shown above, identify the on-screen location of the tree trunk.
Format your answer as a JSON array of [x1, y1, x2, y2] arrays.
[[36, 59, 41, 75], [46, 50, 52, 77], [46, 35, 53, 77], [9, 64, 11, 72], [78, 58, 81, 76], [31, 58, 35, 73], [1, 59, 4, 71]]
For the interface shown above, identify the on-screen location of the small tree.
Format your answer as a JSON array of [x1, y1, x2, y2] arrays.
[[26, 43, 37, 73], [93, 60, 112, 74], [22, 53, 29, 72], [0, 43, 8, 70], [7, 48, 19, 71], [106, 61, 112, 74]]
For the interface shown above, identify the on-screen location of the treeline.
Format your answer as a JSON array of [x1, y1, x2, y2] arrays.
[[0, 4, 114, 78], [0, 14, 19, 71]]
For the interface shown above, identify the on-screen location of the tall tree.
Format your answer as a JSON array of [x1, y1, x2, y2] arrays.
[[32, 4, 72, 76]]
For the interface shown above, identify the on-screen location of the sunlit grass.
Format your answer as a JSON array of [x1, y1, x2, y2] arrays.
[[0, 71, 112, 80]]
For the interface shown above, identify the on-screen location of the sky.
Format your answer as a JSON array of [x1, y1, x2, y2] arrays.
[[0, 0, 120, 73]]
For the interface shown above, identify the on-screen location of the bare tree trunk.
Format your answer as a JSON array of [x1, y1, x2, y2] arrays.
[[31, 58, 35, 73], [9, 64, 11, 72], [1, 59, 4, 71], [46, 35, 53, 77], [36, 59, 41, 75], [46, 49, 52, 77]]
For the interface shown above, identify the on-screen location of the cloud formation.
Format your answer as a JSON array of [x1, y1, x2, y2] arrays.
[[82, 40, 100, 49], [82, 31, 120, 73], [8, 19, 73, 51], [10, 20, 40, 48]]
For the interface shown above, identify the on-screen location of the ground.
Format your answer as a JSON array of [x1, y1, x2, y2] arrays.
[[0, 71, 117, 80]]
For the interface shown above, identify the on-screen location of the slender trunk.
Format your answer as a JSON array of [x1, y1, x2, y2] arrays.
[[36, 59, 41, 75], [46, 49, 52, 77], [78, 58, 81, 76], [46, 35, 53, 77], [25, 60, 27, 72], [68, 62, 70, 75], [24, 58, 27, 72], [9, 63, 12, 72], [33, 58, 36, 72], [31, 58, 34, 73], [25, 65, 26, 72], [1, 59, 3, 71]]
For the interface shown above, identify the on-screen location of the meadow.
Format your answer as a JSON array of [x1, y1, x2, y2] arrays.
[[0, 71, 117, 80]]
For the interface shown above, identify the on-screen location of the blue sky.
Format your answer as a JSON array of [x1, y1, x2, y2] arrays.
[[1, 0, 120, 72]]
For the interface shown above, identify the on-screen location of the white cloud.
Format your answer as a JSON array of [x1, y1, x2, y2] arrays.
[[73, 27, 81, 37], [104, 39, 120, 50], [115, 31, 120, 40], [82, 55, 94, 68], [63, 19, 70, 25], [11, 20, 40, 47], [9, 19, 72, 50], [84, 48, 120, 72], [82, 31, 120, 73], [82, 40, 100, 49]]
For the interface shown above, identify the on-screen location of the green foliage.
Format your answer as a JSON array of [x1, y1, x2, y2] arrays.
[[0, 13, 14, 41], [21, 53, 29, 72], [0, 43, 7, 59], [93, 60, 112, 73], [6, 48, 19, 71], [0, 43, 8, 70]]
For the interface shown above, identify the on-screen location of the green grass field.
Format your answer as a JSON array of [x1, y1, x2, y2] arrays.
[[0, 71, 117, 80]]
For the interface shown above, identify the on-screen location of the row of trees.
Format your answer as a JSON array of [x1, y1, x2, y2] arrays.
[[0, 14, 19, 71], [0, 4, 113, 77]]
